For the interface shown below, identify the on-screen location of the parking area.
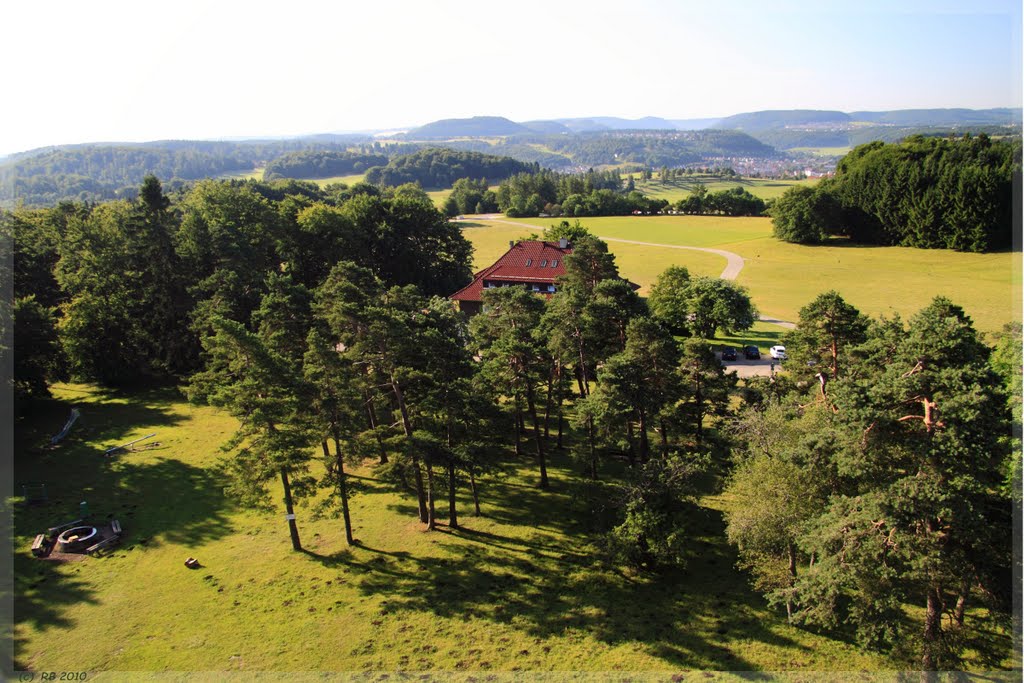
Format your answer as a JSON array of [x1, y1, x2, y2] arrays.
[[719, 356, 785, 378]]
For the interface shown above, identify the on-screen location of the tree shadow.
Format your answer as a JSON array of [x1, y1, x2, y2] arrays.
[[328, 453, 808, 671], [13, 387, 236, 668]]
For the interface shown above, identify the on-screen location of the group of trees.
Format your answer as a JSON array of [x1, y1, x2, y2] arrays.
[[363, 148, 537, 189], [496, 169, 673, 218], [442, 178, 498, 216], [7, 175, 472, 395], [263, 150, 388, 180], [771, 134, 1021, 252], [673, 185, 767, 217], [724, 291, 1019, 670]]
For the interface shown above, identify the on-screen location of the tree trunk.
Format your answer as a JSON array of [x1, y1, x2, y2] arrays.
[[333, 431, 354, 546], [625, 420, 637, 467], [638, 407, 650, 462], [447, 461, 459, 529], [588, 416, 598, 480], [279, 466, 302, 551], [525, 383, 549, 489], [543, 365, 554, 441], [425, 462, 437, 530], [392, 376, 428, 523], [364, 389, 388, 464], [953, 574, 971, 629], [922, 583, 944, 674], [556, 399, 565, 450], [659, 418, 669, 457], [513, 394, 523, 456], [469, 467, 481, 516]]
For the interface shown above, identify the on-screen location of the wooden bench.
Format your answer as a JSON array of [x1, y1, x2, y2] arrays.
[[111, 519, 122, 535], [31, 534, 48, 556], [85, 535, 120, 555]]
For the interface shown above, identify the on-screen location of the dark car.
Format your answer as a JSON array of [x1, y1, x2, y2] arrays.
[[720, 346, 737, 361], [743, 345, 761, 360]]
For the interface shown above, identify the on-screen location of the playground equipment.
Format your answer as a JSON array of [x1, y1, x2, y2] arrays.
[[104, 433, 157, 456], [50, 408, 80, 445]]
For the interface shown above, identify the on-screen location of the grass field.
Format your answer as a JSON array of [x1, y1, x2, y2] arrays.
[[632, 177, 817, 203], [466, 216, 1021, 334], [13, 384, 914, 674]]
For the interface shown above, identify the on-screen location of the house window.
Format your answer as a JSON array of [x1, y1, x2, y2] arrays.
[[540, 259, 548, 267], [525, 259, 532, 266], [532, 284, 540, 292], [547, 284, 555, 292], [551, 259, 559, 267]]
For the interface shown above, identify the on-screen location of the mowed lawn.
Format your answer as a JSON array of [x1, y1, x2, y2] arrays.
[[464, 216, 1021, 334], [13, 385, 901, 673]]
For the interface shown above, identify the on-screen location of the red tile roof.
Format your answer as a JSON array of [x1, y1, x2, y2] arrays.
[[451, 240, 572, 302]]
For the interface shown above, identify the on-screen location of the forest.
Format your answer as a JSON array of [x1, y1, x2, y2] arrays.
[[363, 148, 538, 189], [771, 134, 1022, 252], [263, 150, 389, 180], [0, 138, 371, 206], [5, 174, 1019, 673]]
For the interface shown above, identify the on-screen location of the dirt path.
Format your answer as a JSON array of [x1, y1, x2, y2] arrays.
[[461, 216, 745, 280], [457, 215, 793, 329]]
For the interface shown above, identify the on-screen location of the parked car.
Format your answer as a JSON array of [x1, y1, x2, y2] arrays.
[[770, 345, 787, 360], [721, 346, 737, 361], [743, 345, 760, 360]]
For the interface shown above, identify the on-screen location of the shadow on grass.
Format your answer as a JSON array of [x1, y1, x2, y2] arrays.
[[13, 387, 236, 668], [308, 451, 804, 671]]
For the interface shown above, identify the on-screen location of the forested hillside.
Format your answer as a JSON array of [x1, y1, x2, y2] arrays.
[[263, 150, 388, 180], [0, 138, 371, 206]]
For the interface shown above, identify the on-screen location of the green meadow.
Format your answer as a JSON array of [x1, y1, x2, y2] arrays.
[[14, 385, 900, 674], [469, 216, 1021, 334], [631, 177, 817, 203]]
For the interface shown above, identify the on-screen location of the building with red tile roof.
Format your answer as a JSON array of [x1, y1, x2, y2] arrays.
[[450, 239, 573, 315], [450, 238, 639, 314]]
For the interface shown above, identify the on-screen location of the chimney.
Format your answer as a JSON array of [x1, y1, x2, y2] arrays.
[[559, 238, 568, 249], [509, 240, 515, 248]]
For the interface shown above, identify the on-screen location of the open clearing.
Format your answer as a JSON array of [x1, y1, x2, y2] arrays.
[[13, 385, 901, 673], [466, 216, 1021, 334]]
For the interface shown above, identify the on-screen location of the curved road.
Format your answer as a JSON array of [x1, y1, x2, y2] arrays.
[[457, 215, 794, 328]]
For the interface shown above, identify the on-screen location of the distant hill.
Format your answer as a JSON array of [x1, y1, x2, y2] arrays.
[[713, 110, 852, 132], [554, 116, 682, 132], [521, 120, 573, 135], [849, 108, 1022, 126], [407, 116, 531, 138]]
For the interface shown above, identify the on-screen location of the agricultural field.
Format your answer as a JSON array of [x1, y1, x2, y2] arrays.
[[13, 385, 902, 674], [466, 216, 1022, 335], [631, 176, 817, 203]]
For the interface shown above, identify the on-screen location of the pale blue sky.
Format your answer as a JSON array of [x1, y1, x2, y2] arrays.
[[2, 0, 1020, 156]]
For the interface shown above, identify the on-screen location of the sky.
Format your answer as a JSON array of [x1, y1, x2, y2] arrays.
[[2, 0, 1021, 157]]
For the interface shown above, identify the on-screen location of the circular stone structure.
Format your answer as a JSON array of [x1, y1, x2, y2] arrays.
[[56, 526, 98, 553]]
